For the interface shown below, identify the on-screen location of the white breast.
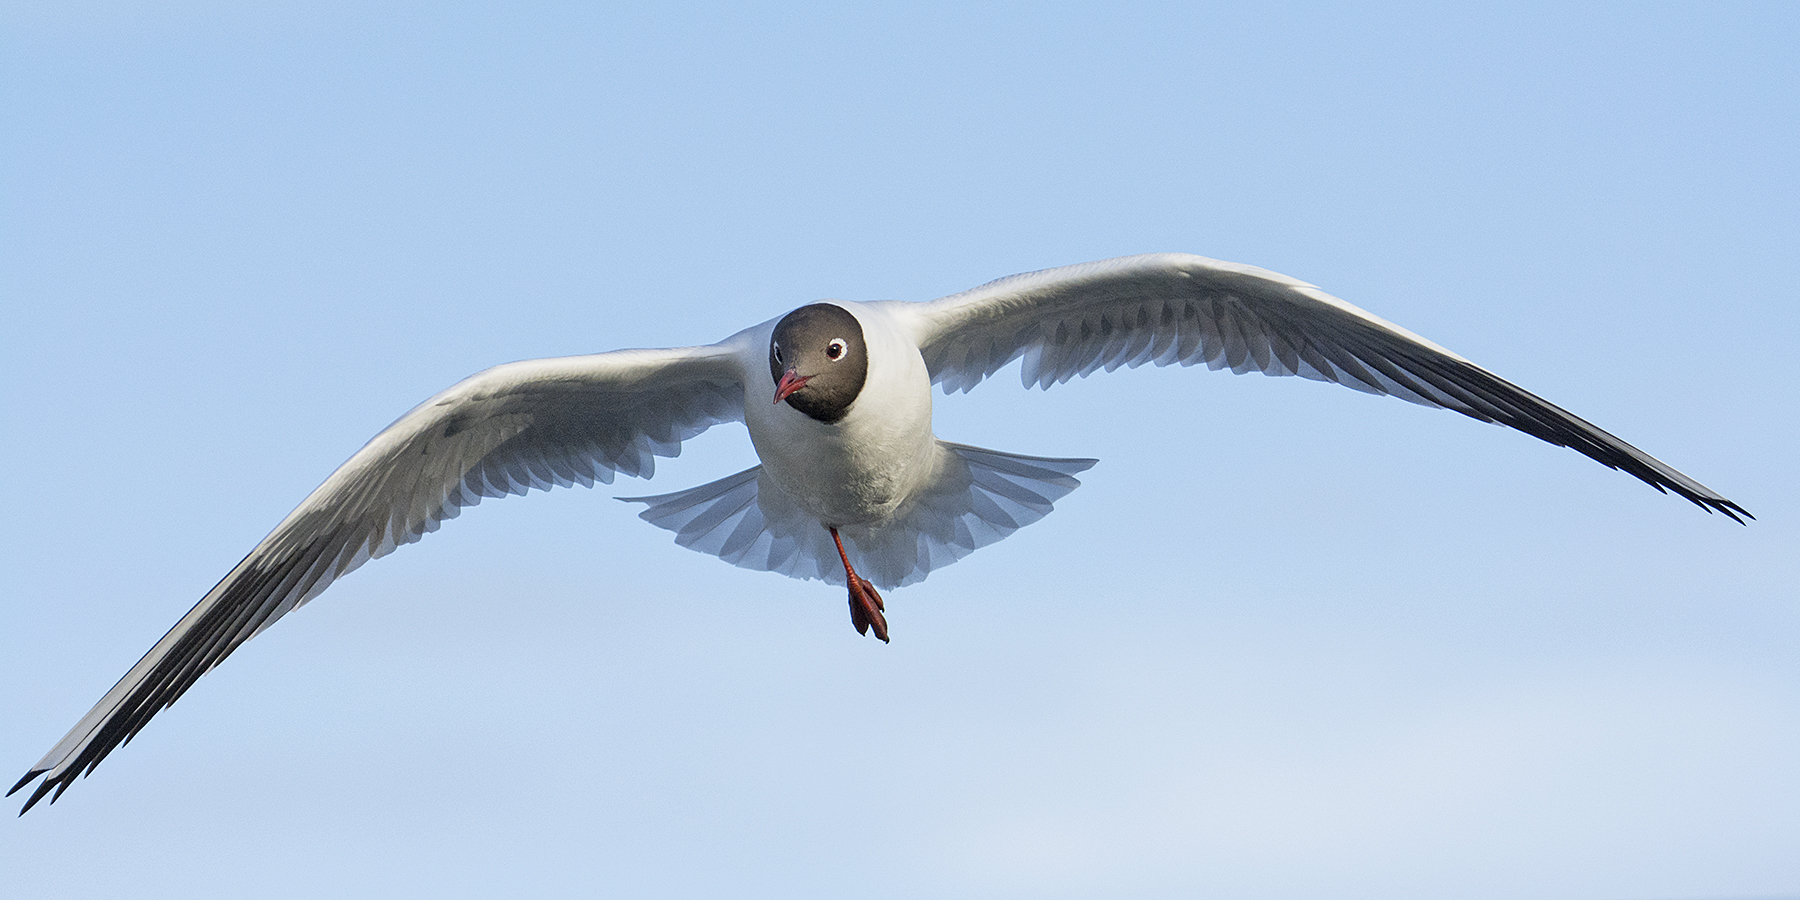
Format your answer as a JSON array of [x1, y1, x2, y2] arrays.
[[743, 302, 940, 527]]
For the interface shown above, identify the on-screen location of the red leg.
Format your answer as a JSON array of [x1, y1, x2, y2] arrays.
[[829, 527, 889, 643]]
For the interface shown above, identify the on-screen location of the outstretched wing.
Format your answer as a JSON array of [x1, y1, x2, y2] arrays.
[[882, 253, 1747, 522], [11, 340, 749, 813]]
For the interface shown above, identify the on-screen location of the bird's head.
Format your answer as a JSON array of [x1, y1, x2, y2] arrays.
[[769, 303, 868, 423]]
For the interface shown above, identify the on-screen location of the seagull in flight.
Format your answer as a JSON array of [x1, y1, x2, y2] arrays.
[[10, 253, 1748, 814]]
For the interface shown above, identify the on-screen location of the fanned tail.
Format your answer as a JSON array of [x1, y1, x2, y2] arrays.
[[621, 443, 1096, 590]]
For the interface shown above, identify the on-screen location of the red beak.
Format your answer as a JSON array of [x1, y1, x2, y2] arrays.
[[773, 368, 810, 404]]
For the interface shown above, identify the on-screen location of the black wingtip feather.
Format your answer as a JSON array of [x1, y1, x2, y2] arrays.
[[18, 779, 55, 815], [1709, 497, 1752, 525], [9, 769, 41, 797]]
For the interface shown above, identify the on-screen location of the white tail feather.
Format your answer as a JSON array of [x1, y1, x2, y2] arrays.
[[621, 443, 1096, 589]]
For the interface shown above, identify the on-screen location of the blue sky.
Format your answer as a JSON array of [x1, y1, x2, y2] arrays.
[[2, 3, 1796, 898]]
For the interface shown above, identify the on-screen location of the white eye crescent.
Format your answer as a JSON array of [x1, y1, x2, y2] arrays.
[[826, 339, 847, 360], [772, 342, 783, 365]]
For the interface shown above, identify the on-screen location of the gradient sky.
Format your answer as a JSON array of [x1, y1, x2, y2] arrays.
[[3, 3, 1796, 898]]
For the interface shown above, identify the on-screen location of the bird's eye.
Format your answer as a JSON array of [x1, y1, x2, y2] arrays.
[[826, 339, 847, 360], [772, 343, 783, 365]]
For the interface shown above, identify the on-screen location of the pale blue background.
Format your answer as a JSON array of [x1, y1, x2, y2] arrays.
[[3, 3, 1795, 898]]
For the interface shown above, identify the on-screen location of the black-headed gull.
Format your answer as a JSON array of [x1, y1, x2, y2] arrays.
[[11, 253, 1747, 813]]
